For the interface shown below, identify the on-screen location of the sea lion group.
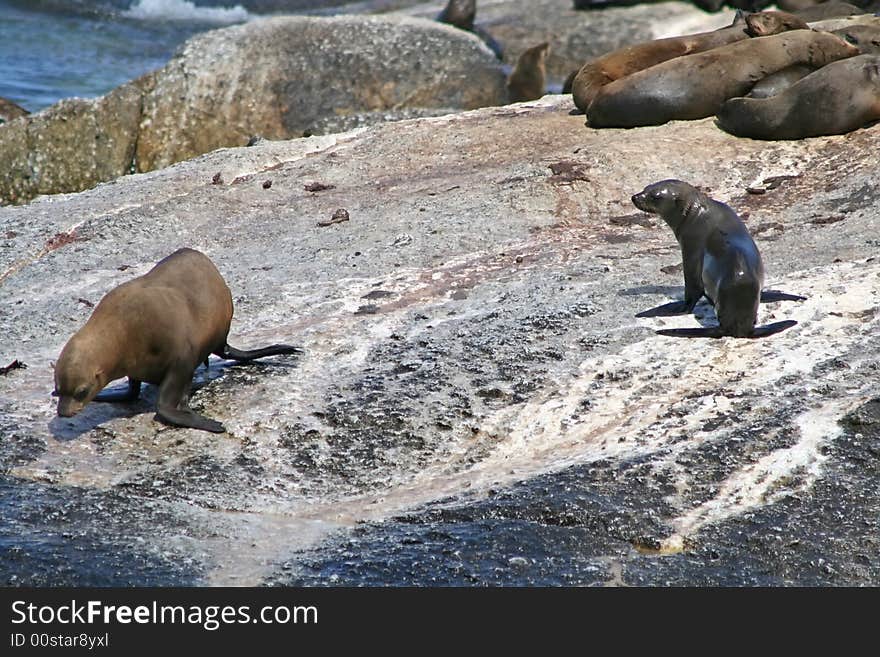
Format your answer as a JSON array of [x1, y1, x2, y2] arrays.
[[53, 0, 866, 434], [568, 7, 880, 139]]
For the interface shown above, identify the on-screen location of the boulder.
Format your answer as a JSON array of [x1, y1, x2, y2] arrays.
[[136, 15, 507, 171], [0, 82, 145, 205], [0, 15, 506, 204], [402, 0, 737, 87]]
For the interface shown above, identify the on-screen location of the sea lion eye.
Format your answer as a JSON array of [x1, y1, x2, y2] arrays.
[[74, 386, 90, 402], [51, 390, 59, 398]]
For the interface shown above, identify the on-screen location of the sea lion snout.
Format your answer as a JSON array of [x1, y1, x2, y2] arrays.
[[631, 191, 651, 211], [56, 396, 84, 418]]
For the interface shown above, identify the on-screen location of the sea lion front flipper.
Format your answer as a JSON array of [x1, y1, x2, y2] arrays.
[[636, 300, 693, 318], [155, 366, 225, 433], [760, 290, 807, 303], [749, 320, 797, 338], [155, 408, 225, 434], [219, 343, 302, 361], [94, 378, 142, 403]]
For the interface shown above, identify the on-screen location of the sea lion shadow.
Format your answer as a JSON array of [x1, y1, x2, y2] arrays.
[[47, 389, 157, 442], [618, 284, 683, 298], [46, 356, 299, 441]]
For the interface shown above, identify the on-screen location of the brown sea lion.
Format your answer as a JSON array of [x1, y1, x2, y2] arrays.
[[0, 97, 28, 125], [508, 42, 550, 103], [570, 10, 805, 114], [833, 25, 880, 53], [717, 54, 880, 140], [587, 30, 858, 128], [632, 180, 803, 338], [746, 64, 815, 97], [53, 248, 301, 433], [743, 10, 809, 36], [795, 1, 866, 21]]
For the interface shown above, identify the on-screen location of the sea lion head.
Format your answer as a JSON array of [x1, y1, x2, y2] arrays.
[[836, 27, 880, 55], [632, 180, 706, 231], [438, 0, 476, 31], [744, 11, 809, 38], [53, 337, 108, 417], [632, 179, 698, 214]]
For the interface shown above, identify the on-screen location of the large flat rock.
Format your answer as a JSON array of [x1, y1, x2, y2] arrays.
[[1, 96, 878, 585]]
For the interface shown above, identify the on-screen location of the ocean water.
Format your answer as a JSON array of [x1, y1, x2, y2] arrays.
[[0, 0, 417, 113]]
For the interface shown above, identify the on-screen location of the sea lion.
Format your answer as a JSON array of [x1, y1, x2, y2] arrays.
[[508, 42, 550, 102], [436, 0, 503, 59], [0, 97, 28, 125], [631, 180, 803, 338], [53, 248, 301, 433], [833, 25, 880, 53], [717, 54, 880, 139], [744, 10, 809, 36], [587, 30, 858, 128], [437, 0, 475, 30], [795, 1, 866, 21], [570, 10, 803, 114], [747, 63, 815, 97]]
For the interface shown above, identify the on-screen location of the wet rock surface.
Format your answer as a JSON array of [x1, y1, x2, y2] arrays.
[[1, 96, 878, 585]]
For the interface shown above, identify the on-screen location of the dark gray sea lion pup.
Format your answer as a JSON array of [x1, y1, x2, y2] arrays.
[[631, 180, 804, 338], [508, 42, 550, 102], [587, 30, 858, 128], [718, 54, 880, 139], [53, 248, 301, 433], [436, 0, 503, 59], [437, 0, 475, 30]]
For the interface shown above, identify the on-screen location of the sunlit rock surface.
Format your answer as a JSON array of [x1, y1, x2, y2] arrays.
[[1, 95, 878, 585]]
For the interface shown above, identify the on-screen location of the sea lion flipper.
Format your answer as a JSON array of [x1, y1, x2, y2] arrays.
[[220, 343, 302, 361], [94, 378, 142, 403], [155, 408, 226, 433], [760, 290, 807, 303], [155, 365, 225, 433], [636, 300, 692, 318], [749, 320, 797, 338]]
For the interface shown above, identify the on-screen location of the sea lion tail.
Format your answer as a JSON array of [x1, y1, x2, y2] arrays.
[[220, 344, 303, 361]]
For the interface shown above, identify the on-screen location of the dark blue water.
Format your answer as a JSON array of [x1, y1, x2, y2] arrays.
[[0, 0, 398, 113]]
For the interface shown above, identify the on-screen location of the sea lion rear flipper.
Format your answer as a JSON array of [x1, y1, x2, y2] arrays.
[[220, 343, 303, 361], [94, 378, 142, 403], [749, 320, 797, 338], [636, 300, 692, 318], [760, 290, 807, 303]]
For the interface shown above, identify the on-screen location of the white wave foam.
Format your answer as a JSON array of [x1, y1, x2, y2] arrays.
[[123, 0, 252, 24]]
